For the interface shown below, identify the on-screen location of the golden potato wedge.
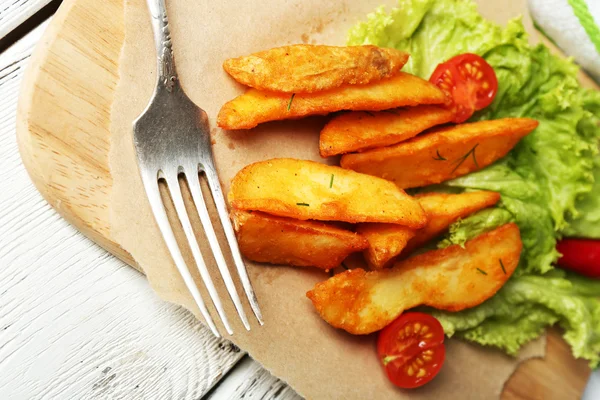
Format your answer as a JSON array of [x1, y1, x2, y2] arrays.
[[320, 106, 454, 157], [228, 158, 427, 227], [403, 191, 501, 256], [231, 210, 367, 270], [340, 118, 539, 188], [357, 191, 501, 269], [356, 224, 415, 270], [307, 223, 521, 334], [223, 45, 409, 93], [217, 72, 447, 130]]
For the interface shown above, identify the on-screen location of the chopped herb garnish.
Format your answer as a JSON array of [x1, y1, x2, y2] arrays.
[[499, 259, 506, 275], [451, 143, 479, 173], [341, 262, 349, 270], [471, 145, 480, 168], [364, 111, 375, 117], [296, 202, 310, 206], [287, 93, 296, 111], [329, 174, 334, 188], [476, 268, 488, 275], [433, 149, 447, 161]]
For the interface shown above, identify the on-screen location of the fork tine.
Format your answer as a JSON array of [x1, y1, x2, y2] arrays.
[[140, 171, 221, 337], [204, 165, 264, 325], [186, 168, 251, 331], [164, 172, 234, 335]]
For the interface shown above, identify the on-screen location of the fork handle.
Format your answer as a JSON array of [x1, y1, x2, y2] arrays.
[[146, 0, 178, 92]]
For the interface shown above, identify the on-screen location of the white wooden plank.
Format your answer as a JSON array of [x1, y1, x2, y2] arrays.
[[206, 356, 300, 400], [0, 19, 246, 400], [584, 374, 600, 400], [0, 0, 53, 40]]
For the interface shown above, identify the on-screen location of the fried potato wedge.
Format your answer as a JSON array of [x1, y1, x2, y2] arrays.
[[217, 72, 447, 130], [223, 45, 409, 93], [307, 223, 521, 334], [340, 118, 539, 188], [320, 106, 454, 157], [356, 224, 415, 270], [231, 210, 368, 270], [358, 191, 500, 269], [228, 158, 427, 227]]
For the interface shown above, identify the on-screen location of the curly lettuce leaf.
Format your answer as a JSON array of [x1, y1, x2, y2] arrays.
[[565, 157, 600, 238], [432, 271, 600, 367], [349, 0, 526, 78], [349, 0, 600, 367], [438, 207, 513, 248]]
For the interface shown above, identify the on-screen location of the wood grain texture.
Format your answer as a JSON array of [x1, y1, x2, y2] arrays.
[[16, 0, 134, 266], [2, 5, 245, 400], [503, 330, 591, 400], [207, 356, 300, 400], [0, 0, 53, 40], [13, 0, 593, 398]]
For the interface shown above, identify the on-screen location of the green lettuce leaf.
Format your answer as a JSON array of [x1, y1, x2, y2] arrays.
[[565, 157, 600, 238], [349, 0, 600, 367], [431, 271, 600, 367], [438, 207, 513, 248]]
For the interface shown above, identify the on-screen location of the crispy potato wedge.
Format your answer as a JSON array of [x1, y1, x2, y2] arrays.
[[340, 118, 539, 188], [217, 72, 447, 130], [356, 224, 415, 270], [320, 106, 454, 157], [228, 158, 427, 227], [307, 223, 521, 334], [357, 191, 501, 269], [231, 210, 368, 270], [223, 45, 409, 93]]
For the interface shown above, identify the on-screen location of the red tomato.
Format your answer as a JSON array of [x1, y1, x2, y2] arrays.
[[429, 53, 498, 123], [556, 239, 600, 278], [377, 312, 445, 389]]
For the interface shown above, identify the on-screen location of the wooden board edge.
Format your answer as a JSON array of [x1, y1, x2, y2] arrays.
[[503, 329, 591, 399], [15, 0, 137, 268]]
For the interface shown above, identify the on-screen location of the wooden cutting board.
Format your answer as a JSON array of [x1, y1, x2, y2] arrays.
[[15, 0, 592, 398]]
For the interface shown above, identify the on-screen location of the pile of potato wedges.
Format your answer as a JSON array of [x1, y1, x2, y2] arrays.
[[220, 44, 538, 335]]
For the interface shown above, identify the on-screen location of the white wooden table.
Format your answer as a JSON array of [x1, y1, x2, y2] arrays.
[[0, 1, 598, 399]]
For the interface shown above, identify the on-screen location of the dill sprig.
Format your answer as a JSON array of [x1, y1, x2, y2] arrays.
[[287, 93, 296, 111], [433, 149, 447, 161], [451, 143, 479, 173]]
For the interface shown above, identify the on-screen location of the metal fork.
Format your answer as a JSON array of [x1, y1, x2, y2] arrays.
[[132, 0, 263, 337]]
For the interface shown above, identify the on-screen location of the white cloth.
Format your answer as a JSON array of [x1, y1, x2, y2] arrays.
[[529, 0, 600, 81]]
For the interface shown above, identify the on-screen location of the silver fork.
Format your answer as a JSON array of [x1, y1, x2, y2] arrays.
[[132, 0, 263, 337]]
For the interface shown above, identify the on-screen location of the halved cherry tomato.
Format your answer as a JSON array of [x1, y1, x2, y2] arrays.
[[429, 53, 498, 123], [556, 239, 600, 278], [377, 312, 445, 389]]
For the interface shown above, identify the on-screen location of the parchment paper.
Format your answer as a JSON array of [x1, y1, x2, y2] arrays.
[[109, 1, 545, 398]]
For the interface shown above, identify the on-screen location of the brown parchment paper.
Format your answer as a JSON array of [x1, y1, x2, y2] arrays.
[[109, 0, 545, 398]]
